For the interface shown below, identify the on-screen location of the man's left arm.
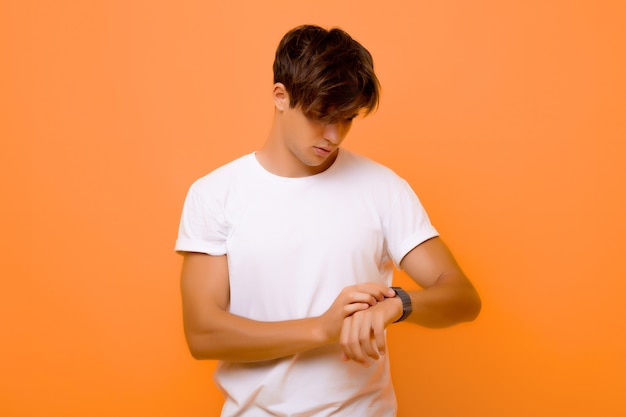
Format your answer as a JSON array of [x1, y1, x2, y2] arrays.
[[396, 236, 481, 328], [339, 236, 481, 366]]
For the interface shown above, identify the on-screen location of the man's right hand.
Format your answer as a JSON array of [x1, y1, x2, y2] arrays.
[[317, 283, 396, 344]]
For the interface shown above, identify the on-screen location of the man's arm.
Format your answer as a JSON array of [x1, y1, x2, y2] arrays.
[[180, 252, 395, 362], [398, 236, 481, 327], [339, 236, 481, 365]]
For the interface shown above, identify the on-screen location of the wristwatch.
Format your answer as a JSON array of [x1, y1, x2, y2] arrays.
[[390, 287, 412, 322]]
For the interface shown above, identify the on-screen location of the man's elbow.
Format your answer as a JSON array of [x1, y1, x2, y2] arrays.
[[458, 288, 482, 323], [185, 333, 220, 361], [188, 346, 211, 361], [437, 286, 481, 326]]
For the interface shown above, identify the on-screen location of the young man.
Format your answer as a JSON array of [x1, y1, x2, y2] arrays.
[[176, 25, 481, 417]]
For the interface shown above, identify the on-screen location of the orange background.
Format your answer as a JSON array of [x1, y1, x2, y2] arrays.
[[2, 1, 625, 416]]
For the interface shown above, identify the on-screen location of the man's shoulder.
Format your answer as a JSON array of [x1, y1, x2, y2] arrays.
[[338, 149, 402, 182], [191, 153, 256, 189]]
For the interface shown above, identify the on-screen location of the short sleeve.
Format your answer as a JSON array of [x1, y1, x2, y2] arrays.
[[383, 180, 439, 268], [175, 181, 229, 255]]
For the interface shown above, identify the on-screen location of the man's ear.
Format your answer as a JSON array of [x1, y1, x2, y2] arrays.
[[273, 83, 289, 111]]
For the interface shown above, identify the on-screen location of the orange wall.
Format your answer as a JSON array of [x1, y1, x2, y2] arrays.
[[2, 1, 625, 416]]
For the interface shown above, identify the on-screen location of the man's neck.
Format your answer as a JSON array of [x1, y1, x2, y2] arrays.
[[255, 145, 339, 178]]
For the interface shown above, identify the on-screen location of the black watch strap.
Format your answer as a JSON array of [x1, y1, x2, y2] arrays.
[[390, 287, 412, 322]]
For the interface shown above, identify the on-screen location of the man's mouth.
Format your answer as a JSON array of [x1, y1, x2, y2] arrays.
[[313, 146, 332, 156]]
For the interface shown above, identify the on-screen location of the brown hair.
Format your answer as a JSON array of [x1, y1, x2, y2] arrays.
[[273, 25, 380, 123]]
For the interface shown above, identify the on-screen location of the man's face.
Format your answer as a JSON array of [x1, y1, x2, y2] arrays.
[[279, 104, 354, 175]]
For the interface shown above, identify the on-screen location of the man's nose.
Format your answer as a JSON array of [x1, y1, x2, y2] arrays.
[[323, 123, 340, 144]]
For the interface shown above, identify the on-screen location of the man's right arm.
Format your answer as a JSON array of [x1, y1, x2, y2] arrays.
[[180, 252, 395, 362]]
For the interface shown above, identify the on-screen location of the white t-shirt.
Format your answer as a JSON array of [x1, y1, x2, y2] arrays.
[[176, 149, 438, 417]]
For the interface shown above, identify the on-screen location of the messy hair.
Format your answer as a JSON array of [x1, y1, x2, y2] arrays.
[[273, 25, 380, 123]]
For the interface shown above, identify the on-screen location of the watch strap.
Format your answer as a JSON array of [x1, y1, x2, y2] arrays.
[[390, 287, 412, 322]]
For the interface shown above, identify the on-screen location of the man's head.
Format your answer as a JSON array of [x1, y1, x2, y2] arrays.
[[273, 25, 380, 124]]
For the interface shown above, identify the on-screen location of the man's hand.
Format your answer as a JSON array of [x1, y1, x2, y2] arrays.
[[317, 283, 396, 344], [338, 237, 482, 367], [339, 296, 402, 367]]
